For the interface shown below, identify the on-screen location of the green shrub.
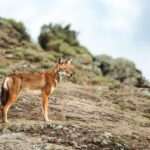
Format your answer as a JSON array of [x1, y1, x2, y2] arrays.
[[0, 18, 31, 41], [94, 55, 145, 86], [38, 23, 92, 61]]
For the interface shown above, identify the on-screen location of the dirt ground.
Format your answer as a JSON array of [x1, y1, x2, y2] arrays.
[[0, 82, 150, 150]]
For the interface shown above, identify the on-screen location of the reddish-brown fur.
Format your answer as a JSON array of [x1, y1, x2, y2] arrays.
[[0, 58, 74, 123]]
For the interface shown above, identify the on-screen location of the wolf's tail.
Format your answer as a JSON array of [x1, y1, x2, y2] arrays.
[[0, 77, 10, 106]]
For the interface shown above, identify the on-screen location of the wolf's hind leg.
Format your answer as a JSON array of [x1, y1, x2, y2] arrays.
[[2, 94, 17, 123]]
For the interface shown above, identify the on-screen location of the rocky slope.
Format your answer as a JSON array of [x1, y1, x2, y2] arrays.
[[0, 82, 150, 149], [0, 17, 150, 150]]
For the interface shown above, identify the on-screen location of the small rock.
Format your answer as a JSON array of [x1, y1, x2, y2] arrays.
[[56, 125, 63, 129], [103, 132, 112, 138], [101, 138, 109, 145]]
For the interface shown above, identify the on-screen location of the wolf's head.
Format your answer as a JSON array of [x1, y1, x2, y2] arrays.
[[55, 58, 75, 78]]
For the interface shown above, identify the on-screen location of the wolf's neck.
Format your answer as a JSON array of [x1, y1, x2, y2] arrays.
[[48, 66, 61, 84]]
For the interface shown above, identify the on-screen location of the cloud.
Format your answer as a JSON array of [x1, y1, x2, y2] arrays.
[[0, 0, 141, 46], [0, 0, 150, 79]]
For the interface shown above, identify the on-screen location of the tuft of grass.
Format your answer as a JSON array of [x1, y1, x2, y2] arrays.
[[23, 50, 43, 62], [0, 64, 9, 77]]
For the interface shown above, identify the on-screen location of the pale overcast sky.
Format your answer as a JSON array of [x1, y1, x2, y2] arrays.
[[0, 0, 150, 80]]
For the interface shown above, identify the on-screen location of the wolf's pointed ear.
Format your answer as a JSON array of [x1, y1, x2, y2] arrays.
[[58, 58, 63, 64], [66, 58, 72, 64]]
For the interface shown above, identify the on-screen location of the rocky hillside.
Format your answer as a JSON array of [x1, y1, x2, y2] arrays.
[[0, 17, 150, 149], [0, 82, 150, 149]]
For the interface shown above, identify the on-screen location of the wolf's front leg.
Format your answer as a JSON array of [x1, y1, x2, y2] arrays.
[[41, 90, 50, 122]]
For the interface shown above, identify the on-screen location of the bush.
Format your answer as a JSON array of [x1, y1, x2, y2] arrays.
[[94, 55, 145, 86], [38, 23, 92, 61], [8, 19, 31, 41], [38, 24, 79, 50], [94, 55, 114, 76], [0, 18, 31, 42]]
